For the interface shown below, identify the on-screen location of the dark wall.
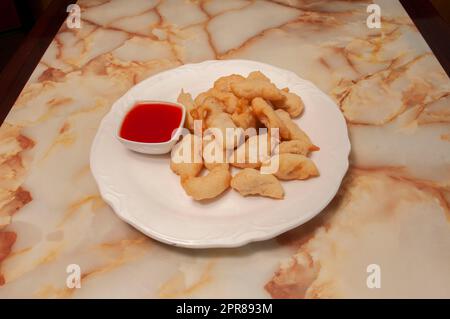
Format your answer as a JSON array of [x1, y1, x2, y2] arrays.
[[431, 0, 450, 24], [0, 0, 52, 72]]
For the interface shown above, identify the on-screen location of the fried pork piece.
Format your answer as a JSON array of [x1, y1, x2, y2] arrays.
[[231, 78, 284, 101], [177, 90, 195, 131], [213, 74, 245, 92], [173, 72, 319, 201], [181, 166, 231, 200], [170, 134, 203, 178], [231, 107, 256, 129], [206, 112, 241, 150], [231, 168, 284, 199], [272, 88, 304, 118], [192, 97, 234, 129], [195, 88, 239, 113], [264, 153, 319, 180], [275, 109, 318, 152], [251, 97, 290, 139], [205, 111, 236, 133], [230, 98, 256, 129], [203, 139, 230, 170], [276, 140, 314, 156], [230, 133, 278, 169], [193, 96, 242, 150], [191, 96, 223, 121], [247, 71, 271, 82]]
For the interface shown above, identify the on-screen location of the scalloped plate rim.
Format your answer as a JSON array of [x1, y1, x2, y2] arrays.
[[90, 59, 351, 248]]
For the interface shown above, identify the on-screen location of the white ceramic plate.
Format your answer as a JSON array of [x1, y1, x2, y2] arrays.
[[90, 60, 350, 248]]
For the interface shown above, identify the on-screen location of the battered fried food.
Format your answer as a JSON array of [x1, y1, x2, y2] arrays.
[[276, 140, 313, 156], [265, 153, 319, 180], [213, 74, 245, 92], [272, 88, 304, 118], [231, 79, 284, 101], [231, 107, 256, 129], [247, 71, 271, 82], [231, 98, 256, 129], [171, 71, 319, 201], [230, 133, 277, 169], [203, 139, 230, 170], [177, 90, 195, 131], [275, 109, 317, 152], [204, 160, 229, 171], [181, 166, 231, 200], [191, 96, 241, 149], [251, 97, 290, 139], [231, 168, 284, 199], [170, 134, 203, 178], [205, 111, 236, 134], [195, 88, 239, 114], [205, 112, 240, 150], [191, 96, 222, 121]]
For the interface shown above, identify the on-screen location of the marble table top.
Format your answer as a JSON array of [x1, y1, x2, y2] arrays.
[[0, 0, 449, 298]]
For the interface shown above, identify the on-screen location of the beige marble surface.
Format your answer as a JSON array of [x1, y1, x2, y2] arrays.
[[0, 0, 449, 298]]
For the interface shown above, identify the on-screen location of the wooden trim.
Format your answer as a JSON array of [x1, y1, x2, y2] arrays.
[[0, 0, 72, 124], [400, 0, 450, 77]]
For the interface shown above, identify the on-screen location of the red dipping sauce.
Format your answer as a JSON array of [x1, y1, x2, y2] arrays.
[[119, 102, 183, 143]]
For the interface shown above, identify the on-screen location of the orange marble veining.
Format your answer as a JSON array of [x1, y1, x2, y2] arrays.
[[0, 232, 17, 286], [0, 124, 34, 285], [266, 169, 450, 298]]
